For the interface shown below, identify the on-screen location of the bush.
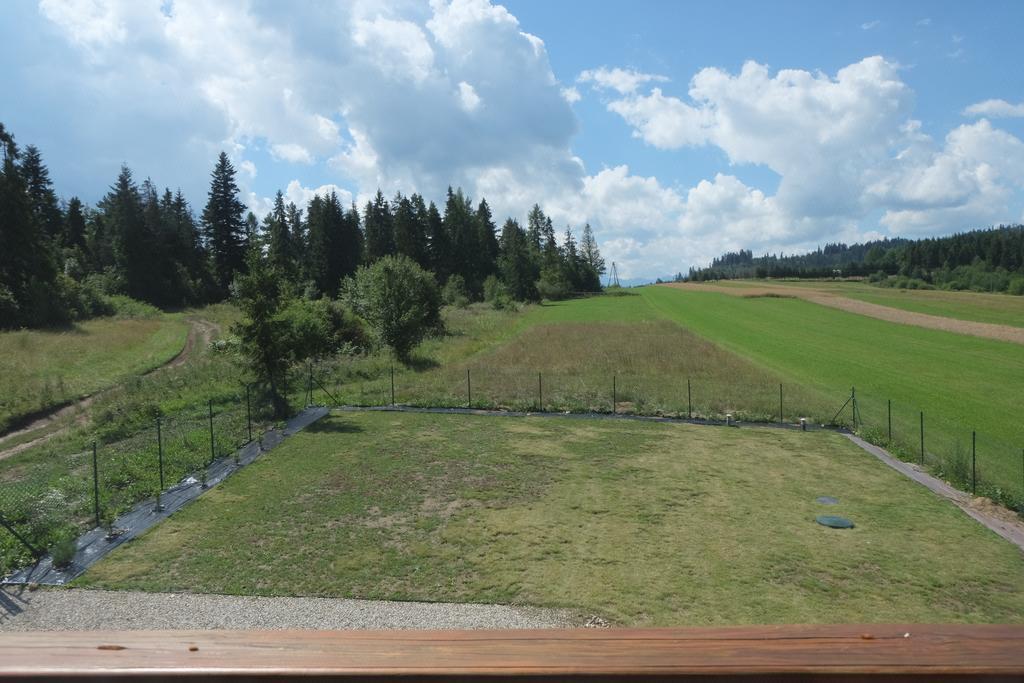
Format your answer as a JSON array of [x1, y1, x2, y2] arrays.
[[442, 274, 470, 308], [50, 532, 77, 569], [483, 275, 516, 310], [346, 255, 442, 361], [536, 266, 572, 301], [281, 297, 368, 360]]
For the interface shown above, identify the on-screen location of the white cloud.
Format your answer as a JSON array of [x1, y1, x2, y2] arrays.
[[964, 99, 1024, 118], [578, 66, 668, 95], [27, 2, 1024, 278], [916, 18, 931, 27], [270, 143, 314, 164], [457, 81, 482, 112], [861, 20, 880, 30]]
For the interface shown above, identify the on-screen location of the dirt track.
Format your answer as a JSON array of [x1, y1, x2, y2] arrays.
[[0, 319, 217, 461], [665, 282, 1024, 345]]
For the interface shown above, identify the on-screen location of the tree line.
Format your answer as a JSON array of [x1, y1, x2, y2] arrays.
[[0, 121, 605, 329], [685, 226, 1024, 294]]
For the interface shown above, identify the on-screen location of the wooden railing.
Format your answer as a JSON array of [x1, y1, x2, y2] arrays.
[[2, 625, 1023, 681]]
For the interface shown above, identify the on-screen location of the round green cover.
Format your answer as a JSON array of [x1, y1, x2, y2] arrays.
[[816, 515, 855, 529]]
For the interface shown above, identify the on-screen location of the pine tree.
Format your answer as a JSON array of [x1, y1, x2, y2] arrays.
[[98, 166, 151, 302], [201, 152, 248, 294], [363, 189, 395, 261], [443, 187, 479, 293], [497, 218, 538, 301], [63, 197, 87, 251], [20, 145, 63, 240], [0, 124, 59, 326], [265, 190, 294, 277], [579, 223, 604, 291], [475, 198, 499, 284], [426, 200, 450, 281], [393, 192, 428, 267]]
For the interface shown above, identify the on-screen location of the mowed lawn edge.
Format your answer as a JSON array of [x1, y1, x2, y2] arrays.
[[78, 411, 1024, 625]]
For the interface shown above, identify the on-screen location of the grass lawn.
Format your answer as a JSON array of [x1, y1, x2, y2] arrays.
[[640, 286, 1024, 504], [79, 411, 1024, 625], [0, 315, 190, 432]]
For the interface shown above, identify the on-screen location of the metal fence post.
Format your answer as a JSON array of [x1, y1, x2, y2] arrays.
[[208, 399, 215, 465], [92, 441, 100, 527], [538, 372, 542, 411], [850, 386, 857, 429], [612, 374, 617, 414], [307, 363, 313, 406], [687, 378, 692, 419], [920, 411, 925, 465], [779, 383, 783, 423], [245, 384, 252, 443], [156, 417, 165, 491], [971, 431, 977, 495], [887, 399, 892, 442], [466, 368, 472, 408], [390, 364, 395, 405]]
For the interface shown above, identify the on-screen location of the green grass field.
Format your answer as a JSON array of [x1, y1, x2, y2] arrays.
[[0, 315, 190, 433], [79, 411, 1024, 625], [640, 286, 1024, 503], [714, 279, 1024, 328]]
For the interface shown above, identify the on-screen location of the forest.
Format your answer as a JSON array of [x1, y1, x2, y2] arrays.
[[0, 121, 604, 331], [685, 227, 1024, 294]]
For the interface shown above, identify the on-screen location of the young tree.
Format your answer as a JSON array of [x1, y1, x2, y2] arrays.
[[580, 223, 605, 277], [346, 254, 441, 361], [231, 253, 292, 417], [201, 152, 248, 294]]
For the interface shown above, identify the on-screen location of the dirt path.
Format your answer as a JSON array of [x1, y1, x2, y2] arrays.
[[664, 282, 1024, 345], [0, 319, 218, 462]]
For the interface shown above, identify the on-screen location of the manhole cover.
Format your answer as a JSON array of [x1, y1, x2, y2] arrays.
[[816, 496, 839, 505], [816, 515, 854, 529]]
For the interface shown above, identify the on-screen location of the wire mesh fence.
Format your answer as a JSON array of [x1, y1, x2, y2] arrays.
[[0, 371, 305, 577]]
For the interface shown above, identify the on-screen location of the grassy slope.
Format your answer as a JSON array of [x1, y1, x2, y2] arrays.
[[0, 315, 190, 432], [640, 286, 1024, 497], [80, 411, 1024, 625], [715, 279, 1024, 328]]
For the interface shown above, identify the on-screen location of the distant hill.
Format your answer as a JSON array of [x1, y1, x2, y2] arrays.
[[684, 225, 1024, 294]]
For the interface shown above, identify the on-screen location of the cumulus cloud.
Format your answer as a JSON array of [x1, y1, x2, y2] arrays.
[[578, 66, 668, 95], [964, 99, 1024, 118]]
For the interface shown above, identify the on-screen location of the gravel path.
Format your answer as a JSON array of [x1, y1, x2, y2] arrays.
[[0, 588, 579, 631]]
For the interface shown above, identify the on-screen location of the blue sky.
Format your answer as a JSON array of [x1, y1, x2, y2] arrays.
[[2, 0, 1023, 280]]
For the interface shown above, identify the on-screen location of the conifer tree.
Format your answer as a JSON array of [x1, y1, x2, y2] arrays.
[[201, 152, 248, 293], [363, 189, 395, 261]]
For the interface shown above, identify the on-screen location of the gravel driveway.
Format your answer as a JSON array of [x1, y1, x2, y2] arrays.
[[0, 587, 579, 631]]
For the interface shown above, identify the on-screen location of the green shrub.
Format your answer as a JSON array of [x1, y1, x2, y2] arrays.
[[442, 274, 470, 308], [50, 532, 77, 569], [346, 255, 442, 361]]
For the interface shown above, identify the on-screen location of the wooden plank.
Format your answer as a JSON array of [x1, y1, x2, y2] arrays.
[[1, 625, 1023, 681]]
